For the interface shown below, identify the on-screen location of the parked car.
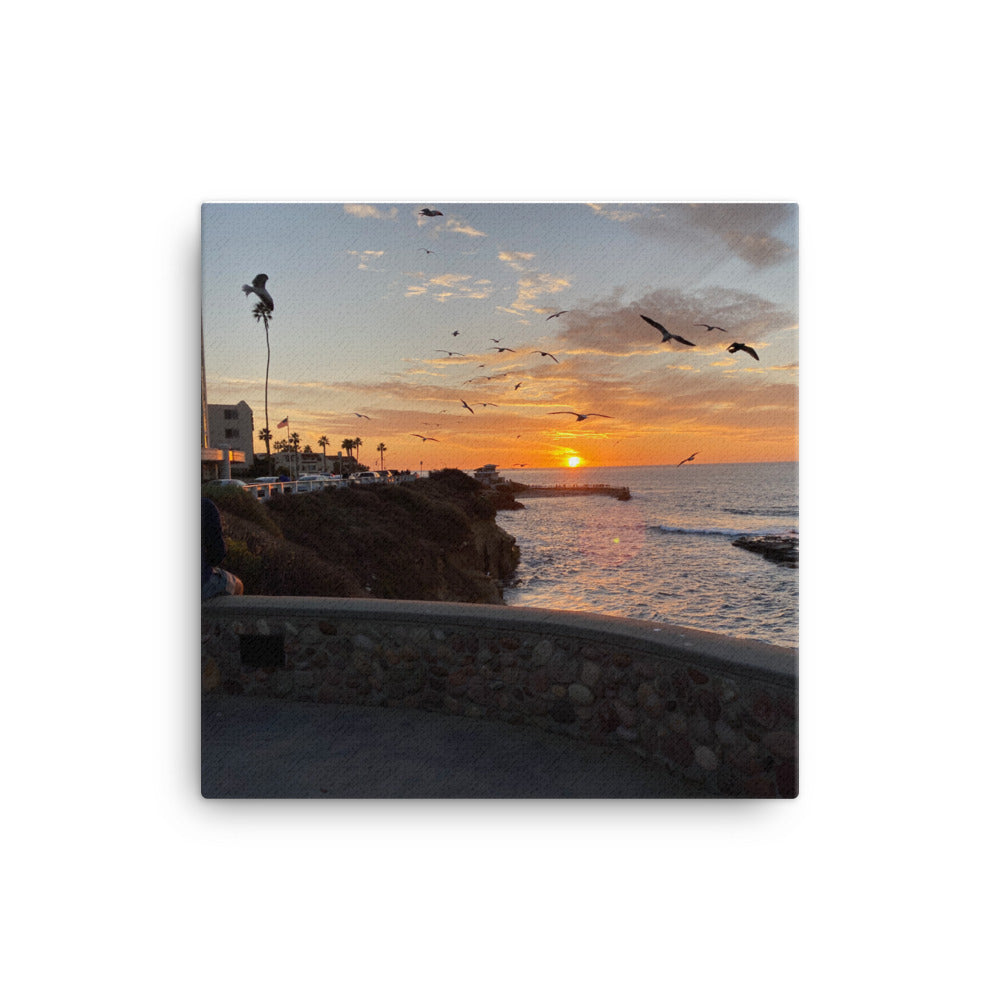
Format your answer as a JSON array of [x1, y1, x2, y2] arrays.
[[349, 471, 378, 485], [294, 474, 336, 493], [204, 478, 250, 491], [374, 470, 393, 484]]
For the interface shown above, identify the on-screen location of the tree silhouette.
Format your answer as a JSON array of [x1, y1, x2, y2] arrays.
[[354, 437, 363, 468], [250, 300, 274, 473], [318, 435, 330, 473], [341, 438, 355, 461], [376, 442, 387, 469]]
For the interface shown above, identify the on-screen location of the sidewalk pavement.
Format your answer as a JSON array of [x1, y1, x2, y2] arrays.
[[202, 695, 712, 798]]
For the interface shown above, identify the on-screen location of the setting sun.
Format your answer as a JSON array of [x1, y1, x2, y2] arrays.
[[567, 456, 582, 468]]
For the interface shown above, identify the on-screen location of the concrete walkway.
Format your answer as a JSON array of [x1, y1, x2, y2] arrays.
[[202, 695, 712, 798]]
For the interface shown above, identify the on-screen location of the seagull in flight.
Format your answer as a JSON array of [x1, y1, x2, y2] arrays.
[[491, 346, 516, 353], [435, 350, 466, 357], [547, 310, 568, 320], [513, 382, 524, 390], [477, 402, 499, 408], [419, 248, 436, 254], [419, 208, 443, 217], [241, 274, 274, 311], [677, 452, 700, 467], [695, 324, 727, 333], [451, 330, 460, 337], [460, 399, 476, 415], [640, 315, 695, 346], [532, 351, 560, 363], [411, 434, 439, 442], [354, 413, 372, 420], [727, 343, 760, 360], [548, 411, 611, 421]]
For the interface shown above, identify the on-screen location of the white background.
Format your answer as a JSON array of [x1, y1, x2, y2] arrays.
[[5, 3, 995, 997]]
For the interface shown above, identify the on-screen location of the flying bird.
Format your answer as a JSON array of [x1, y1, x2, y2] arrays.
[[460, 400, 476, 415], [491, 346, 516, 353], [548, 411, 611, 421], [727, 343, 760, 360], [640, 315, 695, 346], [532, 351, 560, 363], [435, 350, 466, 357], [419, 248, 436, 254], [677, 452, 700, 467], [695, 324, 727, 333], [411, 434, 439, 442], [513, 382, 524, 390], [354, 413, 372, 420], [477, 402, 499, 408], [241, 273, 274, 311], [489, 338, 502, 343], [419, 208, 444, 217], [547, 310, 568, 320]]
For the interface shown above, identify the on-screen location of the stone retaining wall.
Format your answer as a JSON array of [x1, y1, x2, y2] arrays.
[[202, 597, 798, 798]]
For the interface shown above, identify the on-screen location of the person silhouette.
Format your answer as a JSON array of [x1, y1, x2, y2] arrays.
[[201, 497, 244, 599]]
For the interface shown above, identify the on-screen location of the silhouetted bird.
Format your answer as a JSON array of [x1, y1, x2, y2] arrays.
[[727, 343, 760, 360], [514, 382, 524, 390], [460, 400, 476, 415], [695, 324, 727, 333], [419, 248, 436, 254], [477, 402, 499, 408], [532, 351, 560, 363], [241, 274, 274, 311], [548, 411, 611, 421], [491, 346, 516, 353], [677, 452, 700, 467], [451, 330, 460, 336], [547, 311, 568, 320], [435, 350, 465, 357], [354, 413, 372, 420], [640, 315, 695, 346], [420, 209, 443, 217], [411, 434, 439, 442]]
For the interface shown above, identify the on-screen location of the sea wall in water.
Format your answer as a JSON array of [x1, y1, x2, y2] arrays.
[[201, 597, 798, 798]]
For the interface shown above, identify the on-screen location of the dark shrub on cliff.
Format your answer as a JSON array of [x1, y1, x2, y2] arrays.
[[210, 471, 518, 603]]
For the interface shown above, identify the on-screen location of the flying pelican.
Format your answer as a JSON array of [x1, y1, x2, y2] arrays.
[[460, 400, 476, 415], [640, 315, 695, 346], [532, 351, 560, 363], [727, 343, 760, 360], [491, 346, 516, 353], [241, 273, 274, 311], [695, 324, 727, 333], [411, 434, 439, 442], [547, 310, 568, 320], [548, 411, 611, 421], [435, 350, 466, 357], [354, 413, 372, 420], [677, 452, 700, 467], [419, 208, 443, 217]]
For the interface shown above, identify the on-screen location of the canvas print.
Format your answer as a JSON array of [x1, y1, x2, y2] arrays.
[[201, 203, 798, 798]]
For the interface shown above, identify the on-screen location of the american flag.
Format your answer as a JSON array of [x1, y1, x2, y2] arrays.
[[276, 417, 289, 429]]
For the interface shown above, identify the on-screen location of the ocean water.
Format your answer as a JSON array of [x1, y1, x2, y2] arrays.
[[493, 463, 798, 648]]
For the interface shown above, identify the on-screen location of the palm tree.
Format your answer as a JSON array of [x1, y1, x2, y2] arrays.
[[341, 438, 355, 461], [250, 301, 274, 473], [318, 435, 330, 473], [376, 442, 387, 469], [354, 437, 363, 468], [258, 426, 272, 467]]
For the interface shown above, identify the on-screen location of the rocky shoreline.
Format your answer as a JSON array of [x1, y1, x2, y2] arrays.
[[732, 533, 798, 566]]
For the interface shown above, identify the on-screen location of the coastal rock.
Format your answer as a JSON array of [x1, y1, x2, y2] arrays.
[[732, 533, 798, 566]]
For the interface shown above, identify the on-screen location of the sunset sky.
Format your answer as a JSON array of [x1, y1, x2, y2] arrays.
[[202, 202, 797, 471]]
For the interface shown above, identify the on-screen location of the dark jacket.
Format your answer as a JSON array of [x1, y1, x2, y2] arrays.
[[201, 497, 227, 586]]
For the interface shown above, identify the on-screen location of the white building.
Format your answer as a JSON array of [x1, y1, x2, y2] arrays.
[[207, 401, 255, 471]]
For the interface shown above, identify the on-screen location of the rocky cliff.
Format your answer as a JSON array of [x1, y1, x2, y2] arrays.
[[205, 469, 520, 604]]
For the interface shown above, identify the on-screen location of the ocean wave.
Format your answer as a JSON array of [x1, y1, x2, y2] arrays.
[[722, 506, 798, 518], [648, 524, 750, 538]]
